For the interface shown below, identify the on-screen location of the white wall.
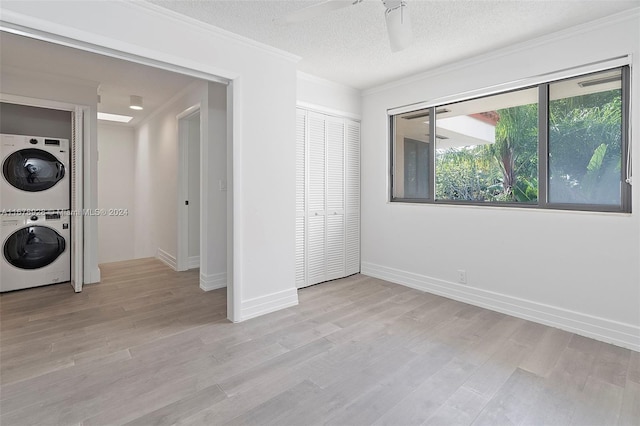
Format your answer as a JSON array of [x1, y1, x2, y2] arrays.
[[0, 69, 98, 106], [297, 71, 361, 118], [133, 81, 205, 261], [0, 102, 73, 140], [360, 11, 640, 350], [97, 123, 135, 264], [1, 0, 300, 321]]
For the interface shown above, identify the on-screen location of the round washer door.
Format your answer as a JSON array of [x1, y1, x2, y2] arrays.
[[3, 226, 66, 270], [2, 148, 66, 192]]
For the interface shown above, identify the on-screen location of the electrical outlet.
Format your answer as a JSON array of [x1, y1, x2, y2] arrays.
[[457, 269, 467, 284]]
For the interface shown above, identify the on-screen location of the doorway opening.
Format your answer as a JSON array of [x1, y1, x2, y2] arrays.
[[0, 27, 237, 321]]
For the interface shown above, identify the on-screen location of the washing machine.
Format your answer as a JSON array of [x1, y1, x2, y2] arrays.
[[1, 212, 70, 292], [1, 134, 70, 211]]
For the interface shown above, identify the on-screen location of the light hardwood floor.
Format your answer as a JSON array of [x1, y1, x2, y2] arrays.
[[1, 258, 638, 425]]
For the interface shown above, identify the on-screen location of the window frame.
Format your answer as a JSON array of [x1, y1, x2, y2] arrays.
[[389, 65, 631, 213]]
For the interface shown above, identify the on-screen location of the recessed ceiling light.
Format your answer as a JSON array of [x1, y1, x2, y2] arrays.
[[98, 112, 134, 123], [129, 95, 144, 110]]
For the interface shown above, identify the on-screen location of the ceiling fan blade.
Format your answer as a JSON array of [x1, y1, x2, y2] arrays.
[[384, 1, 413, 52], [275, 0, 356, 25]]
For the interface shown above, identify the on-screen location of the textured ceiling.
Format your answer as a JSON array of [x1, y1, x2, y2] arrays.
[[149, 0, 639, 90]]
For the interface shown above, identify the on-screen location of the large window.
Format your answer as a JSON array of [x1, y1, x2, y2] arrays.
[[548, 69, 625, 207], [390, 67, 630, 212]]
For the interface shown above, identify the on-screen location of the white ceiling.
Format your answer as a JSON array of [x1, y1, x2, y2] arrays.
[[0, 32, 201, 126], [149, 0, 639, 90]]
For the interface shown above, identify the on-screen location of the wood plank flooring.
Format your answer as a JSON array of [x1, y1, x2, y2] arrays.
[[1, 258, 638, 425]]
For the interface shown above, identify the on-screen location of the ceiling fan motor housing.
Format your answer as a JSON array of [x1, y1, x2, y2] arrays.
[[382, 0, 405, 11]]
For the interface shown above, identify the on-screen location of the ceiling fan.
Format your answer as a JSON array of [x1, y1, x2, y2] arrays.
[[275, 0, 413, 52]]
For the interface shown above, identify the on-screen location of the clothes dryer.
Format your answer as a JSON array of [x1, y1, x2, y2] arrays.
[[1, 212, 70, 292], [1, 134, 70, 211]]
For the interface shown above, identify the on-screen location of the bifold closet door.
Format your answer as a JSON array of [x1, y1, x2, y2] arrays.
[[325, 117, 345, 281], [345, 120, 360, 276], [295, 109, 306, 288], [306, 112, 327, 286], [296, 108, 360, 289]]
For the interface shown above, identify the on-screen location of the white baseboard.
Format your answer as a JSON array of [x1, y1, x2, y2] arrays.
[[188, 256, 200, 270], [240, 288, 299, 321], [361, 262, 640, 352], [200, 272, 227, 291], [156, 248, 177, 271]]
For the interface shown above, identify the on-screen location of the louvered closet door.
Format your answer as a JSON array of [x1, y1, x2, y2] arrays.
[[307, 112, 326, 286], [345, 120, 361, 275], [297, 109, 360, 289], [325, 117, 346, 280], [295, 109, 307, 288]]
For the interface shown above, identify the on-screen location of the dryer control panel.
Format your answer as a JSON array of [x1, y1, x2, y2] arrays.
[[1, 134, 69, 151]]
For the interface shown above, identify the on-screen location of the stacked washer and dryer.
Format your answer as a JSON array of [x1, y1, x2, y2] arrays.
[[0, 134, 71, 292]]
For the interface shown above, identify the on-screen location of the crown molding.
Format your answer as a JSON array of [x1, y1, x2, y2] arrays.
[[363, 7, 640, 97], [127, 0, 301, 64], [297, 71, 360, 94]]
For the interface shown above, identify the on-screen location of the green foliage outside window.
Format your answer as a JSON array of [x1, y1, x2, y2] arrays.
[[434, 90, 622, 205], [549, 90, 622, 205], [436, 103, 538, 203]]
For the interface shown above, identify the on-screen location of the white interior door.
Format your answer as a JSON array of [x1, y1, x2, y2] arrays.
[[187, 113, 201, 269]]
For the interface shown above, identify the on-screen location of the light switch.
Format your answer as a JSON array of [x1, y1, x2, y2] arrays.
[[219, 180, 227, 191]]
